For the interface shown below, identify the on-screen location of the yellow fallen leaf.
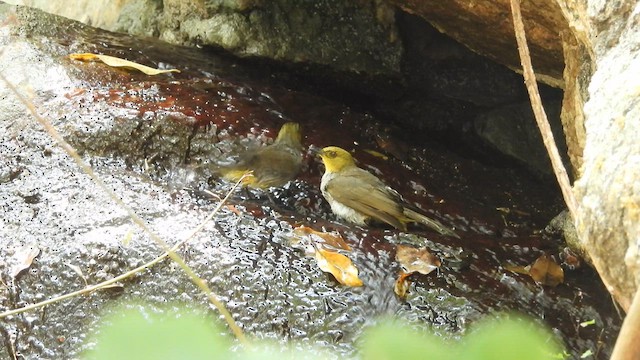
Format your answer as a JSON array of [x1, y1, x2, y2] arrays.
[[293, 225, 351, 251], [394, 271, 413, 300], [69, 53, 180, 75], [315, 248, 363, 287]]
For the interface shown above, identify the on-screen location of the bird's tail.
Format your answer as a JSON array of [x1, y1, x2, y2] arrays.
[[404, 208, 460, 238]]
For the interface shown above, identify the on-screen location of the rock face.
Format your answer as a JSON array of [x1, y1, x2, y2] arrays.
[[473, 100, 567, 178], [5, 0, 402, 76], [558, 0, 640, 310], [387, 0, 568, 87]]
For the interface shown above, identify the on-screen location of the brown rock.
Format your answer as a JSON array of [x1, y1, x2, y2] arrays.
[[388, 0, 568, 86]]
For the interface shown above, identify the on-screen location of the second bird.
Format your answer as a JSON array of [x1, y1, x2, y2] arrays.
[[219, 122, 303, 188], [316, 146, 458, 237]]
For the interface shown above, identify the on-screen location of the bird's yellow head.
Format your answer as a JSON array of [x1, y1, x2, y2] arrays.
[[317, 146, 356, 173], [274, 122, 302, 148]]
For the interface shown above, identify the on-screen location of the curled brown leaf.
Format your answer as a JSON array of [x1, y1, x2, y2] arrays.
[[293, 225, 351, 251], [395, 244, 441, 275]]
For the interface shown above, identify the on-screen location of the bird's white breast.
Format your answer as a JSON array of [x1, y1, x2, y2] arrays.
[[320, 171, 369, 225]]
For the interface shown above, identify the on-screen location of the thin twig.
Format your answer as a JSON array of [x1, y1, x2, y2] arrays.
[[0, 73, 248, 344], [508, 0, 578, 219], [0, 180, 235, 317]]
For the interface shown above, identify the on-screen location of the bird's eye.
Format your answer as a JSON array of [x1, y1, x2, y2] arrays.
[[328, 151, 336, 158]]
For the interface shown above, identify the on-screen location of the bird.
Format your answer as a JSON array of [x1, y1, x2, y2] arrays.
[[218, 122, 303, 188], [315, 146, 458, 237]]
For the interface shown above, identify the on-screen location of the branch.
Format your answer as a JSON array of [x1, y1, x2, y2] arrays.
[[508, 0, 578, 219]]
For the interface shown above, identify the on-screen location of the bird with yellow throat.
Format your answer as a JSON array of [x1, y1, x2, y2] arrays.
[[315, 146, 458, 237], [219, 122, 303, 188]]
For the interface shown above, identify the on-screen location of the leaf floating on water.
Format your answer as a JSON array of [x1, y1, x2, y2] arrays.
[[528, 254, 564, 287], [394, 271, 413, 300], [69, 53, 180, 75], [293, 225, 351, 251], [395, 244, 441, 275], [314, 248, 363, 287], [10, 245, 40, 278]]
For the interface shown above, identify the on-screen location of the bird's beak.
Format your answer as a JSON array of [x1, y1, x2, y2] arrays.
[[308, 145, 323, 158]]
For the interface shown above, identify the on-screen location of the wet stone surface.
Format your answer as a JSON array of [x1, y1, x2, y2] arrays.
[[0, 4, 620, 359]]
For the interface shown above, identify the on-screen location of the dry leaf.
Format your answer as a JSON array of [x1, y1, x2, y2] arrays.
[[528, 254, 564, 286], [394, 271, 413, 299], [226, 204, 243, 216], [65, 262, 88, 285], [293, 225, 351, 251], [395, 244, 441, 275], [503, 263, 530, 275], [10, 245, 40, 278], [373, 132, 409, 161], [121, 228, 135, 247], [69, 53, 180, 75], [315, 248, 363, 287]]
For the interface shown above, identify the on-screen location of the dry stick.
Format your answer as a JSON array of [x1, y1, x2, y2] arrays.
[[0, 74, 248, 344], [508, 0, 578, 219]]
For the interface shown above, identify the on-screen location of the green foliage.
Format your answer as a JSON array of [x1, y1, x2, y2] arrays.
[[460, 315, 563, 360], [84, 307, 230, 360], [85, 305, 563, 360], [360, 321, 450, 360]]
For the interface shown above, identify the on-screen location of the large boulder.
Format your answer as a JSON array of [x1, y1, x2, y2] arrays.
[[558, 0, 640, 311], [5, 0, 402, 76]]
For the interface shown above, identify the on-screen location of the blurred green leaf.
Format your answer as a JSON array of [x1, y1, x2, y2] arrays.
[[360, 321, 452, 360], [460, 314, 563, 360], [85, 304, 567, 360], [579, 319, 596, 328], [85, 306, 229, 360], [580, 349, 594, 358]]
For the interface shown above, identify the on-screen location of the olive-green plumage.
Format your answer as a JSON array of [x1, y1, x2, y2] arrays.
[[219, 122, 303, 188], [317, 146, 458, 237]]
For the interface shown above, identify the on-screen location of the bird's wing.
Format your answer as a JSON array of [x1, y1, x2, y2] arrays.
[[325, 170, 407, 229]]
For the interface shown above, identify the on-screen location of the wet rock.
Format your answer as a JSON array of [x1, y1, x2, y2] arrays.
[[546, 211, 588, 266], [473, 100, 569, 178], [397, 12, 528, 108], [561, 0, 640, 310], [387, 0, 568, 86], [8, 0, 402, 77]]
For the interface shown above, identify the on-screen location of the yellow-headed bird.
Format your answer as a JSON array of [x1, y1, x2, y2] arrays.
[[220, 122, 303, 188], [316, 146, 458, 237]]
